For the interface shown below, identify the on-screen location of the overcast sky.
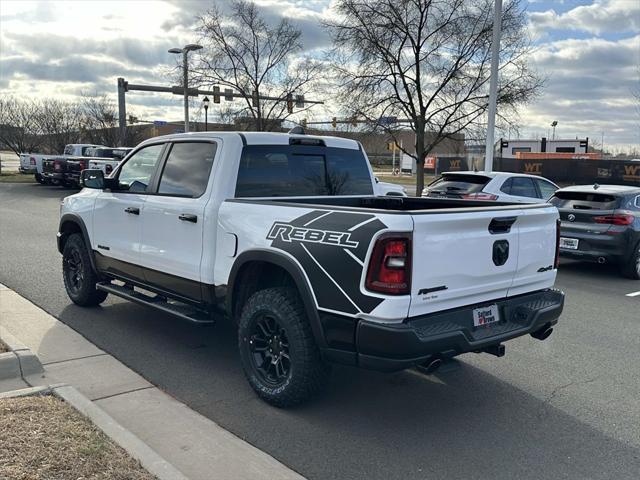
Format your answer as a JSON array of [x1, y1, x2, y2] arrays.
[[0, 0, 638, 150]]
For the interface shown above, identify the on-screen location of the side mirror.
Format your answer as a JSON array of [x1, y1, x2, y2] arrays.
[[374, 176, 380, 183], [80, 169, 105, 189]]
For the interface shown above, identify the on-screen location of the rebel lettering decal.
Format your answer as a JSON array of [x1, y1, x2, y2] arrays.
[[267, 210, 388, 315], [267, 222, 359, 248]]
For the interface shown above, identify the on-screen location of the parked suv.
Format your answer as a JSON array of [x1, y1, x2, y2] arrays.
[[551, 184, 640, 279], [57, 132, 564, 406], [423, 171, 558, 203]]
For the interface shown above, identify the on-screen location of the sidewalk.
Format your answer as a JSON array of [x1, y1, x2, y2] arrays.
[[0, 283, 305, 480]]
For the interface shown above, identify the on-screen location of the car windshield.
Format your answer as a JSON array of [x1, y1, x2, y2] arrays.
[[426, 174, 491, 194], [550, 191, 621, 210]]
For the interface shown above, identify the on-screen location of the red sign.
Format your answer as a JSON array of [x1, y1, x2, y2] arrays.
[[425, 156, 436, 169]]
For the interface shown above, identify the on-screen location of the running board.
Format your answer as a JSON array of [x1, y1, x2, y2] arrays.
[[96, 282, 215, 324]]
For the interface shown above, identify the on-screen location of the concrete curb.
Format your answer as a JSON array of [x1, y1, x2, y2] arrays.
[[1, 384, 189, 480], [0, 326, 44, 380]]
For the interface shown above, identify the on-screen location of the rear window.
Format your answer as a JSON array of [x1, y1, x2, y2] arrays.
[[235, 145, 374, 197], [427, 174, 490, 194], [550, 191, 621, 210]]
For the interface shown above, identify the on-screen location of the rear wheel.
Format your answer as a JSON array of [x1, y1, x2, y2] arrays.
[[238, 287, 330, 407], [62, 233, 108, 306], [621, 242, 640, 280]]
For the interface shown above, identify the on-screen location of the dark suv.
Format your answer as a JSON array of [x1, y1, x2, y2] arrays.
[[550, 185, 640, 279]]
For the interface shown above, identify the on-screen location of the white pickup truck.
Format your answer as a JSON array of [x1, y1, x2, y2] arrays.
[[57, 131, 564, 407], [21, 144, 104, 184]]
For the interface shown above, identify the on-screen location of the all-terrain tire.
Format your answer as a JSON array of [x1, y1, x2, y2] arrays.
[[238, 287, 330, 407], [621, 241, 640, 280], [62, 233, 108, 306]]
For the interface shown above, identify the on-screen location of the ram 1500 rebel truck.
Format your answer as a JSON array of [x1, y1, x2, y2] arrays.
[[57, 132, 564, 407]]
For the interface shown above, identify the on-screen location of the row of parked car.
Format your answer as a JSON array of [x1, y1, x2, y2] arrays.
[[422, 170, 640, 279], [19, 144, 133, 188]]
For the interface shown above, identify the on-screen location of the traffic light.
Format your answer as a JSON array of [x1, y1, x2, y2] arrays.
[[351, 118, 358, 127], [301, 118, 307, 128], [213, 86, 220, 103], [252, 90, 259, 107], [286, 94, 293, 114], [224, 89, 234, 101], [295, 95, 304, 108], [331, 117, 337, 128]]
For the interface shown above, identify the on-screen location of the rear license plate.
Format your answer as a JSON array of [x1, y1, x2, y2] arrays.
[[473, 304, 500, 327], [559, 237, 579, 250]]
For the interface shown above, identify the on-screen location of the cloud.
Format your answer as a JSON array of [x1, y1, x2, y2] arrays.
[[519, 34, 640, 146], [528, 0, 640, 36]]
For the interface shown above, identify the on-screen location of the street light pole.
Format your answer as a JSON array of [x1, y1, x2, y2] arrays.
[[203, 96, 210, 131], [484, 0, 503, 172], [169, 44, 202, 133]]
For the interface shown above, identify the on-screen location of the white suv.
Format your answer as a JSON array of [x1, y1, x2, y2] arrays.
[[423, 171, 558, 203]]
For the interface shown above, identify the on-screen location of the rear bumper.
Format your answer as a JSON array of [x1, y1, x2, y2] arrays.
[[43, 172, 65, 182], [354, 289, 564, 372], [558, 229, 632, 263], [19, 166, 36, 173]]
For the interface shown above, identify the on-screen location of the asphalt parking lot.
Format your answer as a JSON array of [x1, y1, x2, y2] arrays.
[[1, 182, 639, 480]]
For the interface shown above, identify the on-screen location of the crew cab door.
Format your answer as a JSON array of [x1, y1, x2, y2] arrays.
[[92, 143, 166, 280], [138, 141, 217, 302]]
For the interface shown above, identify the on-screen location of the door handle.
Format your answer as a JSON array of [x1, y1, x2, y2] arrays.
[[124, 207, 140, 215], [178, 213, 198, 223]]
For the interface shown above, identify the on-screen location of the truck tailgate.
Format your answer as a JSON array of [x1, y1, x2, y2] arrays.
[[408, 205, 558, 317]]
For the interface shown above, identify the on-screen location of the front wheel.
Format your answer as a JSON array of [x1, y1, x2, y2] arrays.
[[238, 287, 330, 407], [621, 242, 640, 280], [62, 233, 108, 306]]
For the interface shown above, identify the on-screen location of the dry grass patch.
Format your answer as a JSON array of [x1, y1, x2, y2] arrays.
[[0, 395, 156, 480], [0, 172, 35, 183]]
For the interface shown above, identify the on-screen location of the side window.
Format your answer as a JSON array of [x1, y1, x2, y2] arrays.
[[500, 178, 513, 195], [157, 142, 217, 197], [635, 196, 640, 209], [536, 179, 557, 200], [510, 177, 538, 198], [117, 144, 164, 193]]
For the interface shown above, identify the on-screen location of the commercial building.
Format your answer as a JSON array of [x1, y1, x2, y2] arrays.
[[498, 137, 589, 159]]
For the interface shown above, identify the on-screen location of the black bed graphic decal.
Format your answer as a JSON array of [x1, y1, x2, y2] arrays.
[[267, 210, 387, 315]]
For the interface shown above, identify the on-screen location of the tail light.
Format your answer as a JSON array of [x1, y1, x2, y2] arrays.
[[555, 218, 561, 269], [30, 157, 36, 165], [54, 160, 62, 171], [593, 212, 634, 226], [463, 192, 498, 201], [366, 234, 411, 295], [79, 160, 86, 170], [105, 164, 113, 175]]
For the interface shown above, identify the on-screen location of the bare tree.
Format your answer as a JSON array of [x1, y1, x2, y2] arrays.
[[192, 0, 323, 131], [0, 96, 43, 156], [78, 93, 120, 146], [326, 0, 543, 195], [36, 99, 82, 154]]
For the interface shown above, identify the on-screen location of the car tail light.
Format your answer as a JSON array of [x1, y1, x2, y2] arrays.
[[105, 164, 113, 175], [30, 157, 36, 165], [462, 192, 498, 201], [79, 160, 86, 170], [593, 212, 634, 226], [366, 234, 411, 295], [54, 160, 62, 171], [555, 218, 561, 269]]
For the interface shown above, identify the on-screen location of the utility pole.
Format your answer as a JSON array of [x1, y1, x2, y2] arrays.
[[169, 44, 202, 133], [484, 0, 502, 172]]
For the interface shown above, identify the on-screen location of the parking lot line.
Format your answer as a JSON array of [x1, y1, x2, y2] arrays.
[[625, 291, 640, 297]]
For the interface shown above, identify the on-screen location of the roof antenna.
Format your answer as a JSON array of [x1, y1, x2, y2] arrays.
[[288, 125, 305, 135]]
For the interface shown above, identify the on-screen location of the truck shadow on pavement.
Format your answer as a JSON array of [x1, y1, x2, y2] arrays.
[[54, 299, 640, 480]]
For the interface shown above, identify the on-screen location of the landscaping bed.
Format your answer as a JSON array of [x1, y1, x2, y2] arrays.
[[0, 395, 156, 480]]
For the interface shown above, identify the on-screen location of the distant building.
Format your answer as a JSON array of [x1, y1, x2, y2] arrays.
[[498, 137, 589, 159]]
